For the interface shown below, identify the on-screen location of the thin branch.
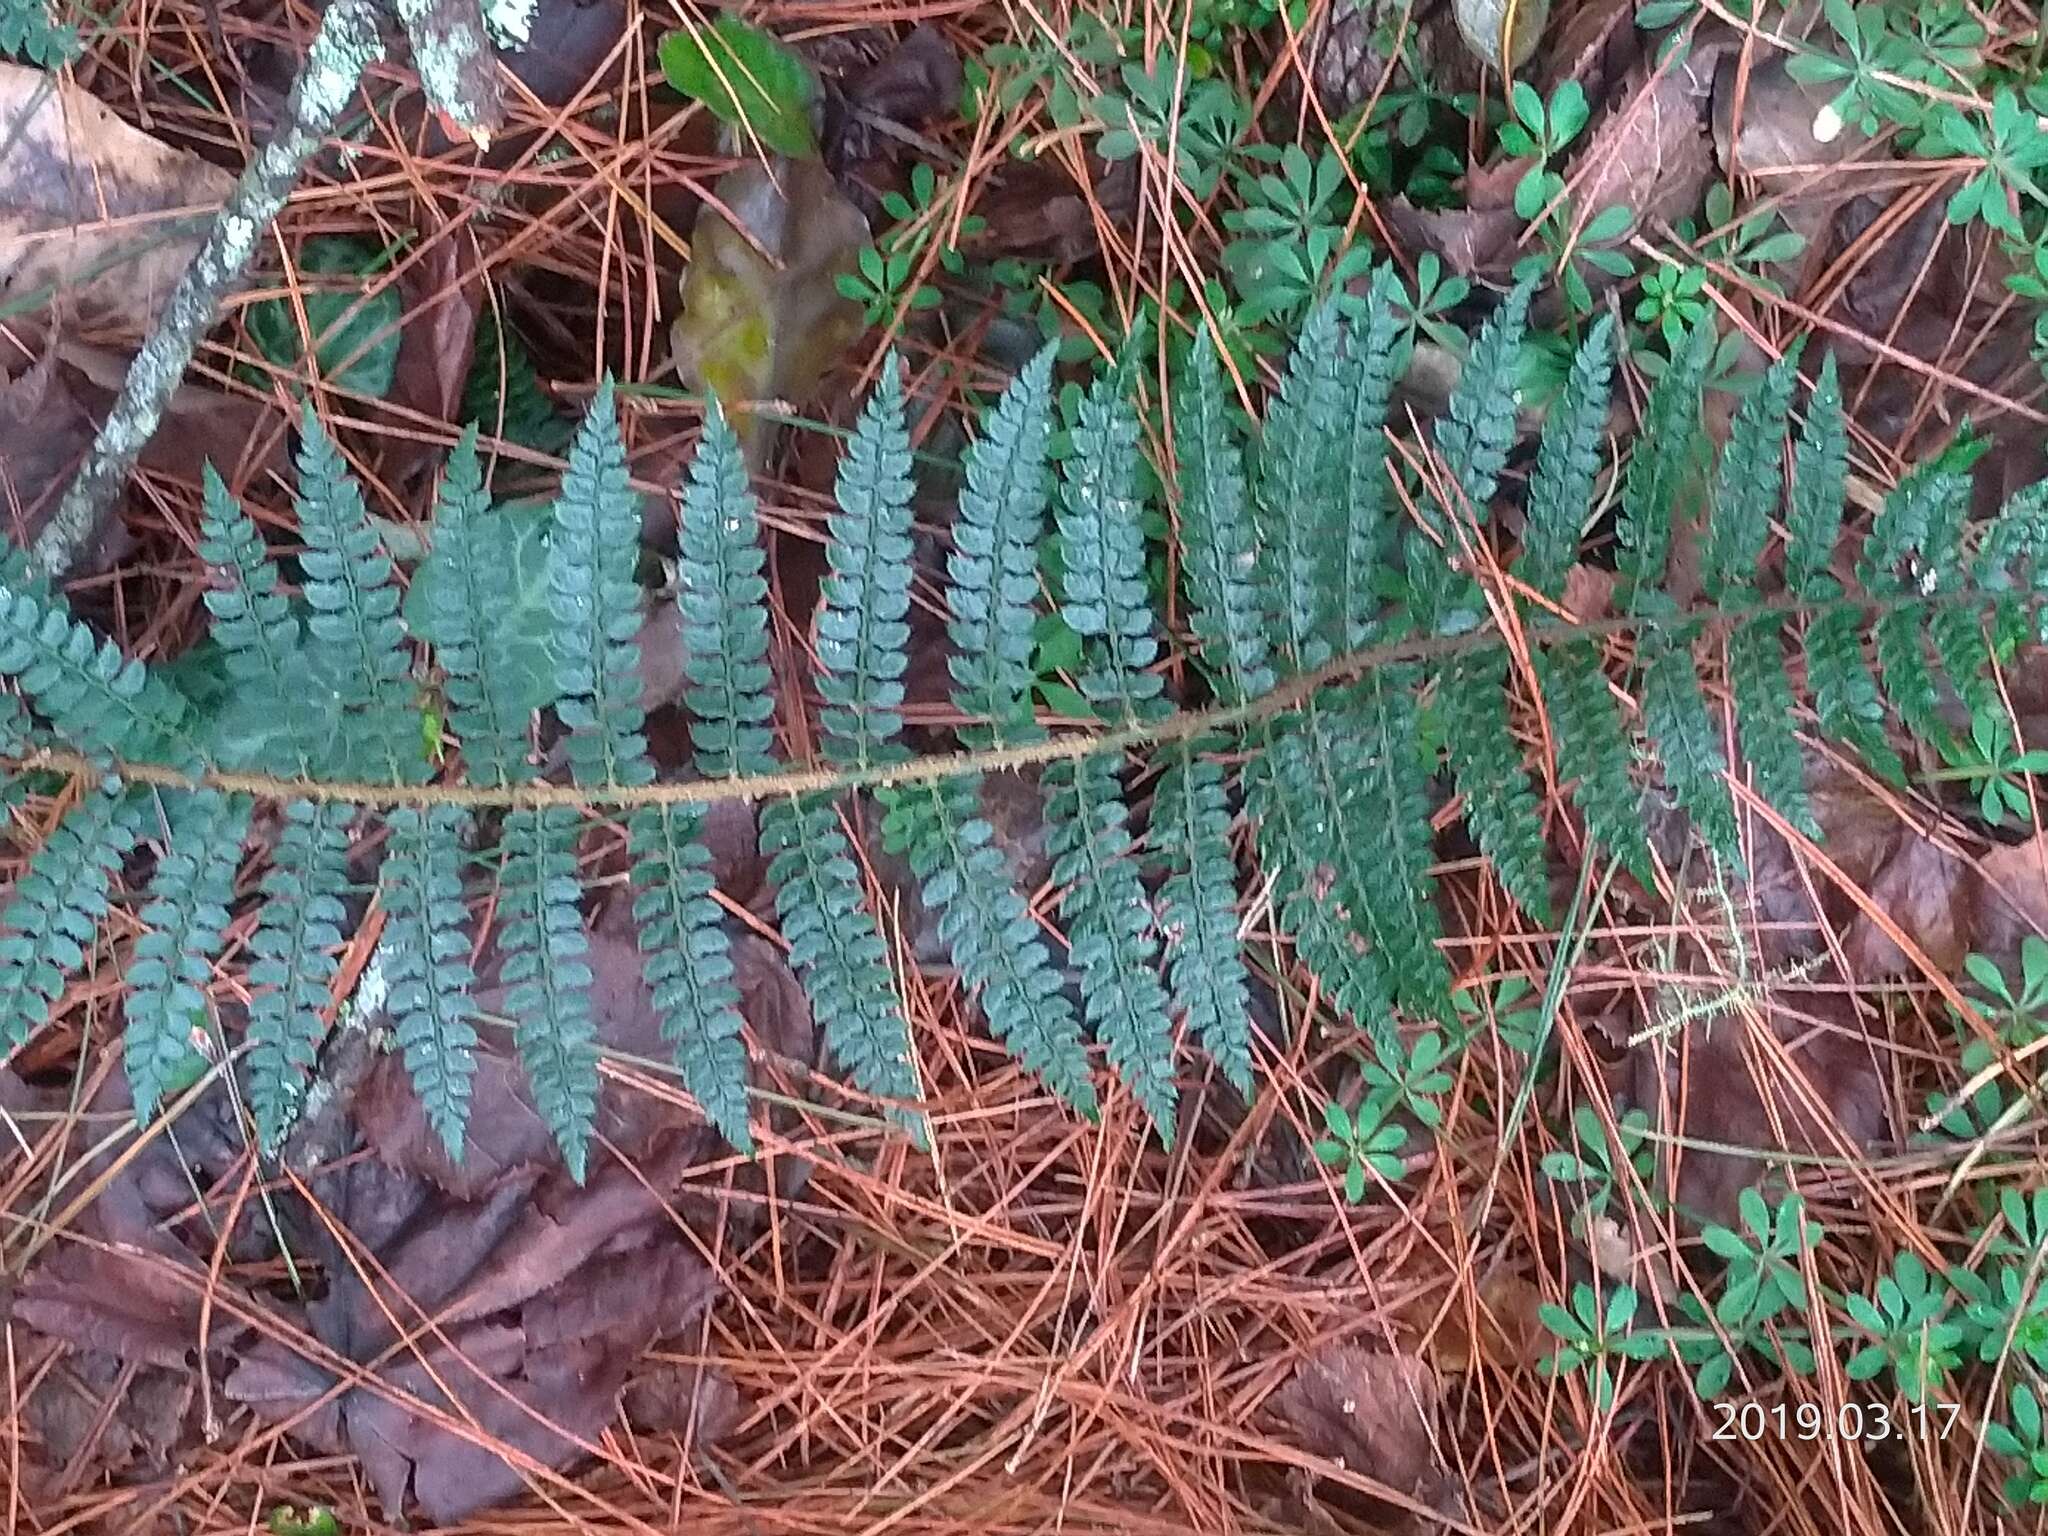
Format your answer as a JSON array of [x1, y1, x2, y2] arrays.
[[30, 0, 387, 580]]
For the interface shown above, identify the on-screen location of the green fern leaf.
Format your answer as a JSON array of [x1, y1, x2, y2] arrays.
[[1538, 639, 1650, 881], [1347, 671, 1451, 1013], [381, 804, 482, 1160], [1258, 298, 1346, 667], [1807, 605, 1904, 782], [630, 803, 754, 1149], [1703, 345, 1800, 598], [197, 467, 336, 775], [1059, 362, 1165, 722], [246, 800, 352, 1151], [0, 582, 190, 762], [1728, 617, 1817, 837], [0, 785, 144, 1053], [412, 429, 552, 787], [1617, 317, 1713, 594], [1784, 353, 1847, 600], [1521, 314, 1616, 601], [763, 794, 928, 1125], [1339, 267, 1403, 648], [126, 790, 251, 1120], [1862, 462, 1971, 750], [1435, 279, 1532, 521], [1173, 333, 1275, 702], [676, 397, 778, 778], [1150, 744, 1253, 1097], [293, 408, 422, 782], [1977, 480, 2048, 648], [1642, 628, 1740, 866], [498, 805, 600, 1179], [1048, 753, 1175, 1140], [1442, 649, 1552, 921], [818, 356, 916, 769], [950, 345, 1057, 747], [1246, 722, 1394, 1029], [548, 377, 652, 790]]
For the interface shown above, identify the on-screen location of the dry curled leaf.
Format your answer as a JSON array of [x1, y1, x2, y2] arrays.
[[1272, 1346, 1449, 1511], [0, 63, 233, 333]]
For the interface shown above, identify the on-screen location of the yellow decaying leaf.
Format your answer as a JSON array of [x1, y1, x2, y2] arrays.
[[671, 158, 867, 467]]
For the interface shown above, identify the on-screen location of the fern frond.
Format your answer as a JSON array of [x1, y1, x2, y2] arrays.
[[497, 805, 600, 1179], [1703, 346, 1799, 599], [548, 377, 652, 790], [1346, 671, 1452, 1012], [1338, 267, 1402, 649], [818, 356, 916, 769], [1435, 279, 1532, 520], [949, 345, 1056, 747], [1784, 353, 1847, 600], [1978, 480, 2048, 648], [1173, 333, 1275, 703], [126, 790, 250, 1120], [1058, 363, 1165, 723], [1150, 745, 1253, 1097], [0, 786, 144, 1052], [292, 408, 421, 782], [1539, 639, 1650, 881], [1642, 629, 1740, 866], [1617, 318, 1713, 594], [1246, 723, 1393, 1029], [1258, 298, 1345, 667], [196, 467, 334, 775], [381, 804, 481, 1160], [629, 803, 753, 1149], [675, 397, 778, 778], [1862, 462, 1972, 749], [885, 779, 1092, 1126], [1521, 314, 1616, 601], [1048, 753, 1175, 1139], [413, 429, 549, 788], [763, 794, 927, 1125], [0, 582, 190, 762], [1807, 605, 1904, 782], [246, 800, 352, 1151], [1728, 617, 1817, 837], [1442, 649, 1552, 921]]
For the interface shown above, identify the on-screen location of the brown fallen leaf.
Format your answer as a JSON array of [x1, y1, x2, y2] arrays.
[[1272, 1346, 1452, 1519], [1410, 1269, 1548, 1373], [0, 63, 234, 334], [384, 231, 483, 486], [1568, 59, 1718, 251], [671, 159, 869, 468]]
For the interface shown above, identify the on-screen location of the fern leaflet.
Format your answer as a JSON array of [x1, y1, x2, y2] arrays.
[[0, 786, 144, 1053], [1521, 314, 1615, 601], [817, 355, 916, 769], [1258, 299, 1345, 668], [1642, 628, 1740, 866], [1785, 352, 1848, 600], [1151, 745, 1254, 1097], [293, 408, 421, 782], [630, 802, 753, 1150], [949, 344, 1056, 748], [548, 377, 651, 790], [381, 804, 482, 1160], [1702, 345, 1799, 599], [1173, 333, 1274, 702], [1339, 266, 1402, 648], [497, 805, 600, 1179], [1539, 640, 1650, 881], [676, 398, 777, 778], [1617, 318, 1713, 595], [412, 429, 549, 788], [246, 800, 352, 1151], [1436, 279, 1531, 520], [127, 790, 250, 1120], [0, 580, 190, 762]]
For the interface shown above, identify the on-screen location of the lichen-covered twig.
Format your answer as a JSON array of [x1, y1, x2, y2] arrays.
[[30, 0, 386, 580]]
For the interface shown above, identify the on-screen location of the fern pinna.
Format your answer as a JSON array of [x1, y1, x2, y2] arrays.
[[5, 278, 2048, 1169]]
